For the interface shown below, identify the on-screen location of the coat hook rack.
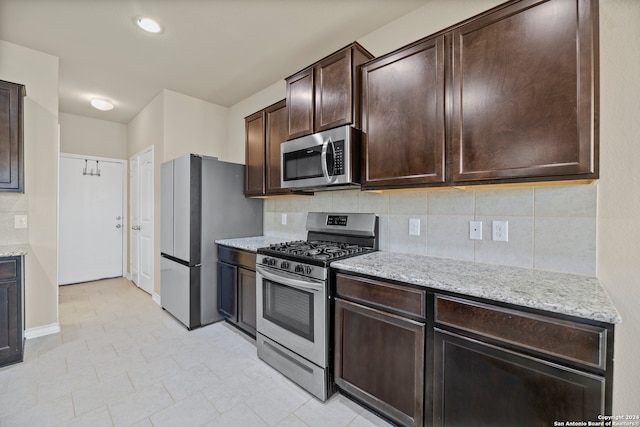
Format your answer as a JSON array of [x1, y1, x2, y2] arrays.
[[82, 159, 101, 177]]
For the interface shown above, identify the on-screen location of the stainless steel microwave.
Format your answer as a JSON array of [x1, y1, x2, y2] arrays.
[[280, 125, 361, 191]]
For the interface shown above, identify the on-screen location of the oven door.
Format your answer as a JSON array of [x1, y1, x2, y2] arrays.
[[256, 265, 327, 368]]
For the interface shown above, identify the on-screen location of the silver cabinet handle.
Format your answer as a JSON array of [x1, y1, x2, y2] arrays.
[[116, 224, 122, 228], [116, 216, 121, 220], [131, 225, 140, 230]]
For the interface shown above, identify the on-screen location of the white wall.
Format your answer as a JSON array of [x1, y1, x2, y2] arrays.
[[128, 91, 165, 159], [126, 89, 239, 295], [163, 90, 229, 162], [0, 40, 59, 332], [59, 113, 128, 159], [597, 0, 640, 415], [225, 80, 286, 164]]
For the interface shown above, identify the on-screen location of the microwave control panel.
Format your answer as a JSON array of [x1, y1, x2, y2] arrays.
[[332, 140, 345, 175]]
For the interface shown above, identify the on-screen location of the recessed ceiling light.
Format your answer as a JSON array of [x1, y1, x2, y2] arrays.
[[136, 17, 162, 34], [91, 98, 114, 111]]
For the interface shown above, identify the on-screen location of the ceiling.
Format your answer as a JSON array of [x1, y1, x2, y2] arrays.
[[0, 0, 429, 124]]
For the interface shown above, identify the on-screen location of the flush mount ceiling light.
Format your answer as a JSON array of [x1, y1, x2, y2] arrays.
[[136, 17, 162, 34], [90, 98, 114, 111]]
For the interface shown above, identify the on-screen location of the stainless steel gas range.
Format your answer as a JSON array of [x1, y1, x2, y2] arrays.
[[255, 212, 378, 401]]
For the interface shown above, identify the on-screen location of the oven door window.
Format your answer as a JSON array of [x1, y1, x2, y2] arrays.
[[263, 279, 314, 341], [283, 146, 323, 182]]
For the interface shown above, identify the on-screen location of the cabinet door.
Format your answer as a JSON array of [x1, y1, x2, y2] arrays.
[[0, 80, 24, 192], [314, 48, 353, 132], [0, 257, 22, 367], [433, 329, 605, 427], [237, 267, 257, 336], [244, 110, 265, 196], [361, 36, 446, 189], [451, 0, 597, 184], [286, 67, 314, 139], [265, 99, 289, 195], [335, 298, 424, 427], [217, 261, 237, 321]]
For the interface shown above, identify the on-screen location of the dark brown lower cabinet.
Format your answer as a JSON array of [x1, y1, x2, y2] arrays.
[[332, 271, 614, 427], [0, 256, 23, 367], [433, 329, 605, 427], [335, 298, 425, 427], [217, 245, 257, 337], [237, 268, 256, 335], [217, 261, 237, 320]]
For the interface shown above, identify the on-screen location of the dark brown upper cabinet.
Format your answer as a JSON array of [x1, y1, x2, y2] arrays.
[[244, 110, 265, 197], [244, 99, 290, 197], [357, 0, 598, 191], [360, 36, 446, 190], [0, 80, 25, 193], [264, 100, 290, 195], [451, 0, 598, 184], [286, 42, 373, 140]]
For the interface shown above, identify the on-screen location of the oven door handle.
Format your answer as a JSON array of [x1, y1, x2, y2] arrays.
[[256, 266, 322, 293]]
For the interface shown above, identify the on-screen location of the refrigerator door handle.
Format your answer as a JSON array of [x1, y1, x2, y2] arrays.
[[160, 253, 193, 267]]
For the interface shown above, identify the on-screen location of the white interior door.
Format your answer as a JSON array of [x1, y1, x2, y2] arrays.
[[130, 146, 154, 295], [59, 155, 125, 285]]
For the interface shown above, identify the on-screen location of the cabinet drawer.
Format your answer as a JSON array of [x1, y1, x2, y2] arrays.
[[217, 245, 256, 270], [435, 295, 607, 369], [335, 273, 426, 319], [0, 259, 17, 280]]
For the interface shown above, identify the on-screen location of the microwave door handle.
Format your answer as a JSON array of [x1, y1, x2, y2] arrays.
[[256, 266, 322, 293], [320, 138, 335, 183]]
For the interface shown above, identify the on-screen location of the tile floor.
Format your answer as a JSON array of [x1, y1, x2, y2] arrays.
[[0, 277, 392, 427]]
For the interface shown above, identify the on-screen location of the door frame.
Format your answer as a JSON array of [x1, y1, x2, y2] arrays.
[[58, 153, 128, 283]]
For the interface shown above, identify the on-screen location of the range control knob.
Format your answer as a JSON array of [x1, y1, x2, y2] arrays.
[[294, 265, 304, 274], [280, 261, 290, 270], [305, 266, 313, 274], [262, 257, 276, 266]]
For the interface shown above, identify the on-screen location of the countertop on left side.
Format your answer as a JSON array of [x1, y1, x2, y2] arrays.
[[215, 236, 290, 253], [0, 245, 29, 257]]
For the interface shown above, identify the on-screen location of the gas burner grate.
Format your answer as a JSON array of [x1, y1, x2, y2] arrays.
[[263, 240, 372, 261]]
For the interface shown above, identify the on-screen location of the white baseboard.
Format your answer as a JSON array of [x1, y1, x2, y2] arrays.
[[152, 292, 161, 306], [25, 323, 61, 340]]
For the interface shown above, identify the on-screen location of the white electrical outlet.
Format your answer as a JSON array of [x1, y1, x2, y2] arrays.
[[14, 214, 28, 229], [281, 213, 287, 225], [409, 218, 420, 236], [492, 220, 508, 241], [469, 221, 482, 240]]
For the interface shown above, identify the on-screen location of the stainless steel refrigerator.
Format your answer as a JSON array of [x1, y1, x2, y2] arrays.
[[160, 154, 263, 329]]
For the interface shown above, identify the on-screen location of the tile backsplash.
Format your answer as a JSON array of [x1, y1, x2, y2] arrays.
[[264, 184, 597, 276], [0, 193, 28, 245]]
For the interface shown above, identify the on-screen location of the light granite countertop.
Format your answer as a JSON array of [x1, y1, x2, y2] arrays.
[[0, 245, 29, 257], [215, 236, 291, 253], [331, 252, 621, 324]]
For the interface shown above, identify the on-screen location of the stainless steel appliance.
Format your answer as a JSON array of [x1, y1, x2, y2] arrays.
[[160, 154, 263, 329], [256, 212, 378, 400], [280, 125, 361, 191]]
